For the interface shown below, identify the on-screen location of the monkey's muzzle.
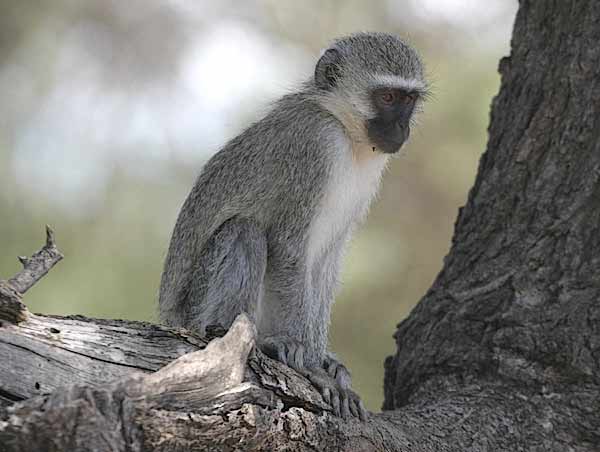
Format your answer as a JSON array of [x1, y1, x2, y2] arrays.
[[367, 118, 410, 154]]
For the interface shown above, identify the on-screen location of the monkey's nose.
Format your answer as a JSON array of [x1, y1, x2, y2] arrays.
[[395, 122, 409, 143]]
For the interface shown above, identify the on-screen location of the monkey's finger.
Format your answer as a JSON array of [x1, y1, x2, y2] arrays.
[[292, 344, 305, 371], [276, 343, 288, 366], [340, 393, 351, 420], [325, 360, 337, 379], [349, 398, 359, 418], [330, 389, 341, 417], [357, 399, 368, 422], [336, 365, 351, 389], [321, 386, 331, 405]]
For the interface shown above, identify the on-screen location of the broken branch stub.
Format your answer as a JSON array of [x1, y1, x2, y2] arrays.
[[6, 225, 64, 295]]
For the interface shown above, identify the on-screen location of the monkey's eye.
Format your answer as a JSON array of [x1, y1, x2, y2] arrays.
[[380, 91, 395, 105], [398, 93, 417, 104]]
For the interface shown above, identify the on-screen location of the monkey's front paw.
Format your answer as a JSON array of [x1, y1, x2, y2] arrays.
[[305, 368, 368, 421], [259, 335, 305, 372]]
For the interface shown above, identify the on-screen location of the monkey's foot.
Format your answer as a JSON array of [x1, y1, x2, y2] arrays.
[[259, 339, 367, 420], [323, 354, 352, 388], [259, 335, 305, 371], [304, 368, 368, 421]]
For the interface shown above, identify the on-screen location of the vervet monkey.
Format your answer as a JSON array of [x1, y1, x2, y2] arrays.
[[160, 32, 427, 420]]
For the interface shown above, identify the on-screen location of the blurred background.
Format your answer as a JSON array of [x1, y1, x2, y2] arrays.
[[0, 0, 517, 410]]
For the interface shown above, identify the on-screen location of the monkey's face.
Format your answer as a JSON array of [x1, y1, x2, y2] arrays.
[[314, 33, 428, 152], [366, 87, 419, 154]]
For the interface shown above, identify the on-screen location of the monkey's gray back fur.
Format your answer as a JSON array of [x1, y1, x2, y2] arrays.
[[159, 32, 426, 371]]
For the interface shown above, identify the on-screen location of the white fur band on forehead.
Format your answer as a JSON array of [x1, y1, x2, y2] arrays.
[[371, 74, 427, 91]]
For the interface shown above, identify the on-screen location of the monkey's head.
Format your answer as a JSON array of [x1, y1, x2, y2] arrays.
[[314, 32, 427, 154]]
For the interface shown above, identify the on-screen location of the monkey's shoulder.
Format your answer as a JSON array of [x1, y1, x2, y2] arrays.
[[197, 94, 341, 187]]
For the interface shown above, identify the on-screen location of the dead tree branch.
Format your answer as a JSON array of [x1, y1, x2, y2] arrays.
[[7, 225, 63, 296]]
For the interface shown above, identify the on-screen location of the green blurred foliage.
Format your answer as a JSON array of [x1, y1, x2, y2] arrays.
[[0, 0, 514, 410]]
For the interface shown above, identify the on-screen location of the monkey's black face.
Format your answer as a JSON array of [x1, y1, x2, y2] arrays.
[[367, 87, 418, 154]]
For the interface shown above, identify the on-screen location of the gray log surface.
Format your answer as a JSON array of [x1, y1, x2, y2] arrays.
[[1, 0, 600, 450]]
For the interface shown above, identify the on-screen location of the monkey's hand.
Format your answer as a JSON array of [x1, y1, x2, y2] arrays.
[[259, 335, 306, 372], [304, 367, 367, 421]]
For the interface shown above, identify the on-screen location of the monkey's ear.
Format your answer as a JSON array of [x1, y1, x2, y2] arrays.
[[315, 48, 342, 90]]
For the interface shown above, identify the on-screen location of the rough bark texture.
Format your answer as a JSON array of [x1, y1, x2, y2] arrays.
[[1, 0, 600, 450]]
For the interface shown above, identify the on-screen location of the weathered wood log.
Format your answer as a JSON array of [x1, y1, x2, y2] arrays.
[[2, 306, 597, 451], [0, 313, 206, 404], [0, 282, 27, 326], [4, 307, 595, 452]]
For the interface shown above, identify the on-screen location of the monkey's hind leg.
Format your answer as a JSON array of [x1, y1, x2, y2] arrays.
[[187, 217, 267, 333]]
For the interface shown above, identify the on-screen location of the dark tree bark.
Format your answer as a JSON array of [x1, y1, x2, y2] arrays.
[[1, 1, 600, 450]]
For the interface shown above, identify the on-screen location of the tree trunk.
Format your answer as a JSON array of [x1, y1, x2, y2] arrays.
[[1, 1, 599, 450]]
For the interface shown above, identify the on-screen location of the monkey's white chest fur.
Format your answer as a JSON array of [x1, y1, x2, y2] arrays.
[[305, 139, 389, 267]]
